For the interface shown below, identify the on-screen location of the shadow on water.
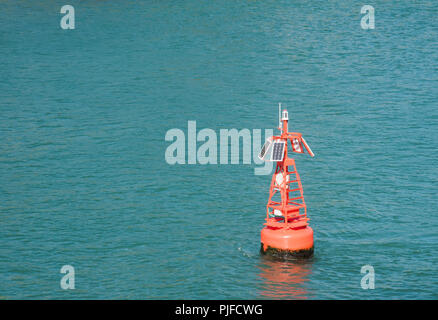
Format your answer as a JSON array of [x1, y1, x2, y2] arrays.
[[256, 254, 315, 299]]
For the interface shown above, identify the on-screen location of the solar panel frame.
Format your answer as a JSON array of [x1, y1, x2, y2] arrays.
[[258, 138, 274, 161], [259, 140, 271, 160], [271, 140, 285, 162]]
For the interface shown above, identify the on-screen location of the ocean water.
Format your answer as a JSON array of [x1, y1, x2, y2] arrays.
[[0, 0, 437, 299]]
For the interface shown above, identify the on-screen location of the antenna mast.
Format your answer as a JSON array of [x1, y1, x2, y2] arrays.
[[278, 103, 282, 130]]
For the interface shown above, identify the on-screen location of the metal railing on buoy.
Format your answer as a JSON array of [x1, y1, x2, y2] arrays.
[[258, 103, 315, 258]]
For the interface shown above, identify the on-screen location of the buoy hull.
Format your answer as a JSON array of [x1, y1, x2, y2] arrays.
[[260, 226, 314, 258]]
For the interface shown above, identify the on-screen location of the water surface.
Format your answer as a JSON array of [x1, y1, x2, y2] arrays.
[[0, 0, 437, 299]]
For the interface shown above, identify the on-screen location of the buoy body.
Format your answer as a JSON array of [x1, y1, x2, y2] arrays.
[[261, 226, 314, 258], [258, 104, 315, 259]]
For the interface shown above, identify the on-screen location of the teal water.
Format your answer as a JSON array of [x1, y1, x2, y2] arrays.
[[1, 1, 437, 299]]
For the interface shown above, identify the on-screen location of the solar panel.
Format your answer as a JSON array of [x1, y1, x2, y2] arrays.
[[292, 138, 302, 153], [258, 138, 272, 161], [271, 141, 285, 161]]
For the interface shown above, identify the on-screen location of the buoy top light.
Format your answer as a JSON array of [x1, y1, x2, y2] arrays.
[[281, 109, 288, 121]]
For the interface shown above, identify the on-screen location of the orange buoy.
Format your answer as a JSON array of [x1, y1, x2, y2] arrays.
[[258, 103, 315, 258]]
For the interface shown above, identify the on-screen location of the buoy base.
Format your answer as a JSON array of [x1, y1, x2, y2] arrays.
[[260, 243, 314, 259], [260, 226, 314, 259]]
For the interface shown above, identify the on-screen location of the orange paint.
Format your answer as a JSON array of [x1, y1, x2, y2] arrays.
[[261, 226, 314, 251], [260, 105, 315, 258]]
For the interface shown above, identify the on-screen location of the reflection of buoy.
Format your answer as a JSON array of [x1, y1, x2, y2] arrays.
[[258, 259, 312, 299], [258, 103, 315, 258]]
